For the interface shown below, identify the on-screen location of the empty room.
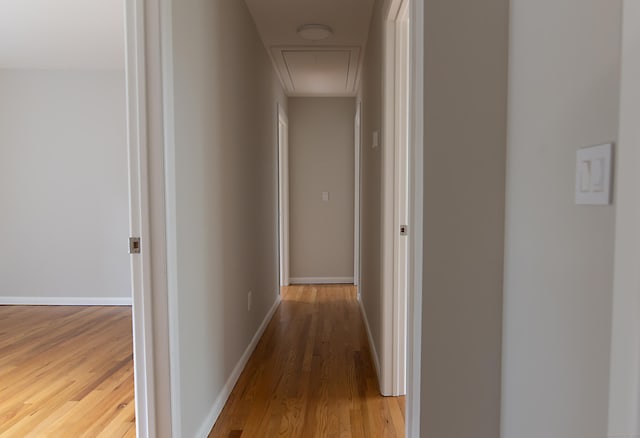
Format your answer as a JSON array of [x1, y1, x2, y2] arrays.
[[0, 1, 135, 435]]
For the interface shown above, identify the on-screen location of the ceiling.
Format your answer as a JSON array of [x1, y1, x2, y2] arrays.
[[0, 0, 372, 84], [244, 0, 375, 97], [0, 0, 124, 70]]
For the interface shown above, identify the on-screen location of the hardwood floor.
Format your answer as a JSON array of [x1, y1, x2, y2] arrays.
[[209, 284, 405, 438], [0, 306, 135, 437]]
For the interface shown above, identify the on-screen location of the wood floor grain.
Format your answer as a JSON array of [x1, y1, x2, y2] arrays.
[[0, 306, 135, 437], [209, 285, 405, 438]]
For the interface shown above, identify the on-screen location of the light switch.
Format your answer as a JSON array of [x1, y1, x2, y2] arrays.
[[575, 143, 613, 205], [322, 191, 329, 202], [372, 131, 380, 149], [591, 158, 605, 192], [578, 161, 591, 193]]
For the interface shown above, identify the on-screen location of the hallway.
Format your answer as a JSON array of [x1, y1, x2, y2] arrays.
[[209, 285, 405, 437]]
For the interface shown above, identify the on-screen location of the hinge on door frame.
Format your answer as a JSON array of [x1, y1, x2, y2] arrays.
[[400, 225, 409, 236], [129, 237, 141, 254]]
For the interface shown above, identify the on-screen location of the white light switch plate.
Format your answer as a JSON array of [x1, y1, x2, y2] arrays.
[[322, 191, 329, 202], [575, 143, 613, 205], [372, 131, 380, 149]]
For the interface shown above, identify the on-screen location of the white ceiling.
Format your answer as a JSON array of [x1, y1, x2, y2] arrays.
[[0, 0, 125, 70], [244, 0, 375, 96]]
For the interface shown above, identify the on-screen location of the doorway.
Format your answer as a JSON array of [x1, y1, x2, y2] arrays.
[[354, 102, 363, 290], [381, 0, 411, 398], [278, 104, 290, 288], [393, 0, 411, 396], [0, 2, 135, 434], [129, 0, 426, 435]]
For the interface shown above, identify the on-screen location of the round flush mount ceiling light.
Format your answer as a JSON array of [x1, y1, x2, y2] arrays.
[[297, 24, 333, 41]]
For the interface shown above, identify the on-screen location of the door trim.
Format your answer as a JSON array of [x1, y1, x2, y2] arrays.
[[125, 0, 157, 435], [381, 0, 425, 434], [354, 101, 363, 290], [381, 0, 411, 398], [125, 0, 174, 435], [277, 104, 290, 288], [392, 0, 410, 397]]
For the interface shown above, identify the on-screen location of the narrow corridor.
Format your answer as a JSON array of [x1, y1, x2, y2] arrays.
[[209, 285, 405, 437]]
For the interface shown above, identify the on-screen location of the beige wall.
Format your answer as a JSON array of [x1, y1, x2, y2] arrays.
[[358, 0, 385, 374], [502, 0, 621, 437], [0, 70, 130, 303], [608, 1, 640, 436], [288, 97, 355, 281], [420, 0, 509, 436], [168, 0, 286, 435]]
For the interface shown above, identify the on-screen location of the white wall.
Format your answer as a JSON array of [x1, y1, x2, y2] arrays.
[[0, 69, 130, 304], [419, 0, 509, 436], [502, 0, 622, 437], [167, 0, 286, 435], [288, 97, 355, 282], [608, 1, 640, 436], [358, 0, 385, 382]]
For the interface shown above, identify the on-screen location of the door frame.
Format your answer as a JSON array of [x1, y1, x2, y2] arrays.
[[277, 103, 290, 288], [354, 101, 363, 290], [125, 0, 174, 436], [392, 0, 410, 396], [125, 1, 156, 435], [125, 0, 425, 435], [381, 0, 424, 435], [381, 0, 411, 397]]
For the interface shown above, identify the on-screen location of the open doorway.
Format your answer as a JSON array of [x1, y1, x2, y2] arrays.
[[354, 101, 363, 291], [128, 0, 425, 435], [0, 1, 135, 435], [392, 0, 411, 397], [277, 104, 290, 288], [284, 97, 357, 286], [380, 0, 411, 398]]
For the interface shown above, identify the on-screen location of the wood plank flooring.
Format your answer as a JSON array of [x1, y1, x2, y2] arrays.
[[0, 306, 136, 437], [209, 284, 405, 438]]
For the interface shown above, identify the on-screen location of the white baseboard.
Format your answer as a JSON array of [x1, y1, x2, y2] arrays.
[[0, 296, 132, 306], [195, 293, 282, 438], [289, 277, 354, 285], [358, 297, 382, 387]]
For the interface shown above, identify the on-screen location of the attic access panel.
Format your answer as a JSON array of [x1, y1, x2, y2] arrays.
[[271, 46, 361, 96]]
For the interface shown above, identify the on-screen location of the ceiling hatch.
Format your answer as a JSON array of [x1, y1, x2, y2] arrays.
[[271, 46, 361, 97]]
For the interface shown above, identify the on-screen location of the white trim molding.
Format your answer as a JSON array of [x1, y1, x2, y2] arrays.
[[381, 0, 411, 399], [0, 297, 132, 306], [125, 0, 174, 435], [359, 298, 382, 384], [289, 277, 354, 285], [277, 103, 290, 288], [354, 101, 362, 288], [195, 295, 282, 438]]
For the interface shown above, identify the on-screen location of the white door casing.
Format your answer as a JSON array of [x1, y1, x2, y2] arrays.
[[125, 0, 175, 435], [125, 1, 156, 435], [355, 102, 362, 289], [278, 104, 290, 287], [381, 0, 411, 398]]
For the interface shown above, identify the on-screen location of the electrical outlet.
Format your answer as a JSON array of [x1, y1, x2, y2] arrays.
[[248, 290, 252, 312]]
